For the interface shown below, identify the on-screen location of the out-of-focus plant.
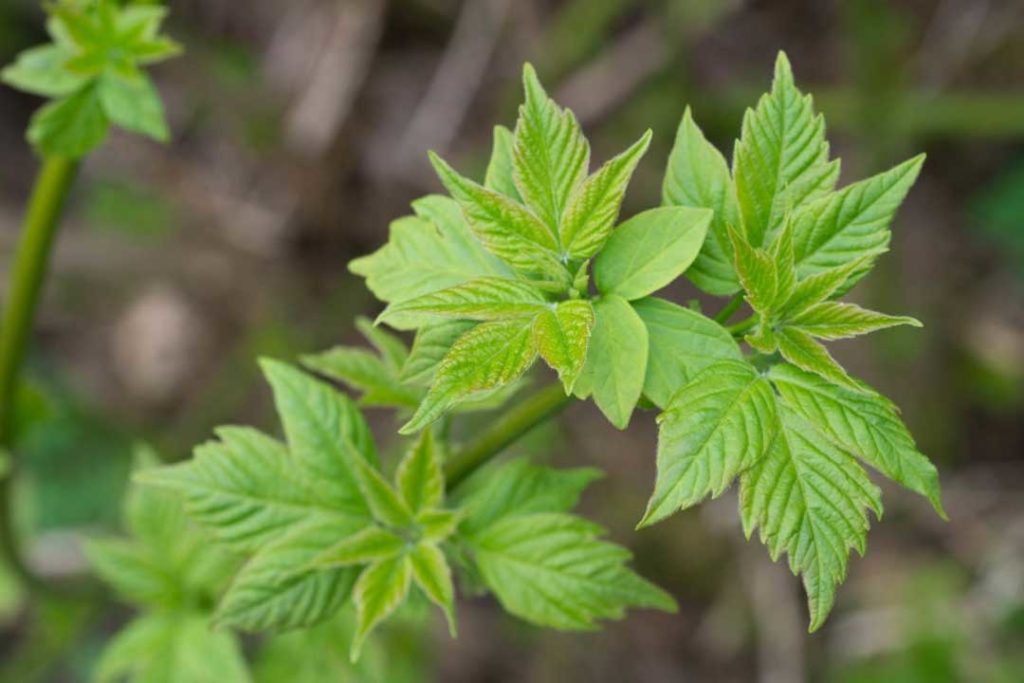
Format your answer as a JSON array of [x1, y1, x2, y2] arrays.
[[0, 0, 178, 597]]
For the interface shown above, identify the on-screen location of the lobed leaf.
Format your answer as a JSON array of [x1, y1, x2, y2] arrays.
[[793, 155, 925, 287], [733, 52, 834, 246], [740, 406, 883, 631], [769, 364, 945, 516], [401, 317, 538, 433], [532, 299, 595, 393], [559, 130, 652, 258], [379, 276, 547, 327], [471, 513, 676, 630], [512, 64, 590, 237], [430, 152, 564, 277], [640, 360, 778, 527]]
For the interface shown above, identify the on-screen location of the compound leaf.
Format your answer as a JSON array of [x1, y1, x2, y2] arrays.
[[409, 542, 456, 635], [793, 154, 924, 287], [640, 360, 777, 527], [430, 152, 563, 276], [733, 52, 833, 246], [740, 406, 882, 631], [532, 299, 595, 393], [379, 277, 547, 327], [216, 516, 362, 632], [401, 318, 537, 434], [349, 196, 512, 323], [769, 364, 945, 516], [471, 512, 675, 630], [559, 130, 652, 258], [788, 301, 921, 339], [512, 64, 590, 237], [454, 458, 602, 535], [397, 429, 445, 512], [351, 555, 413, 661]]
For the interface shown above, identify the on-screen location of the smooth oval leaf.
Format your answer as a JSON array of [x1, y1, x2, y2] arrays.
[[594, 206, 711, 301]]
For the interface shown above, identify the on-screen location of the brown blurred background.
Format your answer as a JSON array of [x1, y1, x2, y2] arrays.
[[2, 0, 1024, 681]]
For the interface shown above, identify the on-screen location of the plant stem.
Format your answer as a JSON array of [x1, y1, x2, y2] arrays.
[[444, 383, 572, 490], [0, 156, 80, 589], [714, 293, 744, 324], [727, 314, 758, 337]]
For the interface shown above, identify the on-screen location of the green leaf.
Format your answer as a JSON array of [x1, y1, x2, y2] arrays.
[[400, 321, 475, 385], [631, 297, 743, 409], [83, 537, 180, 608], [778, 256, 873, 318], [28, 84, 109, 158], [308, 526, 406, 569], [640, 360, 778, 527], [418, 508, 461, 543], [301, 347, 421, 409], [484, 125, 521, 201], [1, 44, 85, 97], [471, 512, 675, 630], [793, 155, 925, 285], [136, 427, 343, 554], [346, 453, 414, 528], [733, 52, 834, 246], [594, 206, 712, 301], [532, 299, 595, 392], [769, 364, 945, 516], [774, 327, 859, 390], [663, 107, 742, 295], [88, 452, 236, 612], [261, 359, 377, 513], [95, 612, 249, 683], [352, 555, 413, 661], [355, 316, 407, 371], [349, 195, 512, 322], [429, 152, 564, 276], [216, 516, 362, 632], [96, 70, 169, 141], [379, 276, 547, 327], [729, 226, 780, 314], [397, 429, 445, 512], [512, 63, 590, 237], [454, 457, 602, 536], [577, 295, 648, 429], [409, 542, 456, 635], [400, 318, 537, 434], [788, 301, 921, 339], [559, 130, 652, 258], [740, 405, 882, 631]]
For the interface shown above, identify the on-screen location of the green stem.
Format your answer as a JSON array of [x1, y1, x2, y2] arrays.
[[727, 314, 758, 337], [444, 383, 572, 490], [0, 156, 80, 589], [714, 293, 744, 324]]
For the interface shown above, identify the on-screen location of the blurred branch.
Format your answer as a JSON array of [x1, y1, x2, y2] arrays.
[[267, 0, 387, 158], [396, 0, 512, 178], [555, 20, 669, 126]]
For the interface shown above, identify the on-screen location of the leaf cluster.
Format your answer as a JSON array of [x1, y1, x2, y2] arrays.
[[1, 0, 180, 157], [137, 360, 674, 660]]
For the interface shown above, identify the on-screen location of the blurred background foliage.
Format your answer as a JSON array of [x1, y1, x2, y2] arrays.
[[1, 0, 1023, 681]]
